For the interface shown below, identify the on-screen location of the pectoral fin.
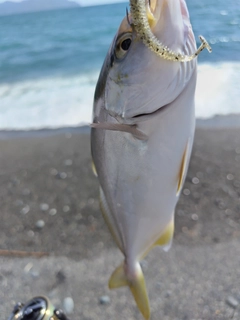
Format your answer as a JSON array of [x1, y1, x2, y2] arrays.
[[90, 122, 148, 140]]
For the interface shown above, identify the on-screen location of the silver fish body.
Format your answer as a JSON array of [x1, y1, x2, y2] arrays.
[[91, 0, 197, 318]]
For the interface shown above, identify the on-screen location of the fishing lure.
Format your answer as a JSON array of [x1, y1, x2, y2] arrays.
[[129, 0, 212, 61]]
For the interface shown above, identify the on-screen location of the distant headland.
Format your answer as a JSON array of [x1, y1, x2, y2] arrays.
[[0, 0, 81, 16]]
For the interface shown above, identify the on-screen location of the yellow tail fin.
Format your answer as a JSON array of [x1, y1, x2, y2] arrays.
[[109, 263, 150, 320]]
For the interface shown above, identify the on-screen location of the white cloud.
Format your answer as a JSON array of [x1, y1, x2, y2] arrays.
[[0, 0, 25, 2]]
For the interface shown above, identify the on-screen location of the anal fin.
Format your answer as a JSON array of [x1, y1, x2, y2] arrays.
[[154, 219, 174, 252]]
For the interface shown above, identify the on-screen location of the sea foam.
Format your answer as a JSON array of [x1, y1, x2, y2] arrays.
[[0, 62, 239, 130]]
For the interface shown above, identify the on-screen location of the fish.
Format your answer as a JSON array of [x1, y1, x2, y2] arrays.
[[91, 0, 211, 319]]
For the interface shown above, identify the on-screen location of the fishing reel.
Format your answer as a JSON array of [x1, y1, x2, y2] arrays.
[[7, 296, 70, 320]]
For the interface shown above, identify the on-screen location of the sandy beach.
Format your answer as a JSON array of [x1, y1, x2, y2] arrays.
[[0, 125, 240, 319]]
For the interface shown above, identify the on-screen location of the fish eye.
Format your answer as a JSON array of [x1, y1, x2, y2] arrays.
[[121, 38, 131, 51], [115, 33, 132, 60]]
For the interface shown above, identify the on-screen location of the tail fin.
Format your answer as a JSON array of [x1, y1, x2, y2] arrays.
[[109, 262, 150, 320]]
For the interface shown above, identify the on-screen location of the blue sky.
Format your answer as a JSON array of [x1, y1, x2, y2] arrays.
[[0, 0, 126, 5]]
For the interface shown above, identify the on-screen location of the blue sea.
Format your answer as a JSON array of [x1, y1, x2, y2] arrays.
[[0, 1, 239, 130]]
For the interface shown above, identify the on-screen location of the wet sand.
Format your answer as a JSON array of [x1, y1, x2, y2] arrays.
[[0, 126, 240, 319]]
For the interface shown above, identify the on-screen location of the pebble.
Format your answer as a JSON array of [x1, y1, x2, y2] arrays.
[[227, 174, 234, 181], [177, 210, 185, 217], [183, 189, 190, 196], [58, 172, 67, 179], [225, 209, 233, 216], [63, 205, 70, 213], [50, 168, 58, 176], [206, 166, 213, 174], [88, 215, 94, 223], [80, 201, 86, 209], [192, 177, 200, 185], [226, 296, 239, 308], [31, 270, 40, 278], [88, 198, 95, 205], [165, 291, 172, 298], [49, 208, 57, 216], [63, 297, 74, 314], [15, 199, 24, 207], [35, 220, 45, 229], [233, 180, 240, 188], [12, 177, 20, 185], [75, 213, 83, 221], [24, 263, 33, 273], [235, 147, 240, 154], [222, 185, 230, 193], [227, 219, 236, 228], [99, 295, 110, 305], [64, 159, 73, 166], [196, 171, 203, 179], [56, 270, 66, 283], [229, 190, 238, 198], [20, 205, 30, 215], [40, 203, 49, 211], [191, 214, 199, 221], [27, 230, 35, 237], [22, 188, 31, 196], [215, 198, 226, 210]]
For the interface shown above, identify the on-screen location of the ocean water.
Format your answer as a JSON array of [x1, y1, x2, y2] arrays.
[[0, 1, 239, 130]]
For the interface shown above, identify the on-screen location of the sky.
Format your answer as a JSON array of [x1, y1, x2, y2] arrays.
[[0, 0, 126, 5]]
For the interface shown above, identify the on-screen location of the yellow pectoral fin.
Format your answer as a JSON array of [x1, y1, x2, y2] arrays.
[[109, 263, 150, 320], [154, 219, 174, 251]]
